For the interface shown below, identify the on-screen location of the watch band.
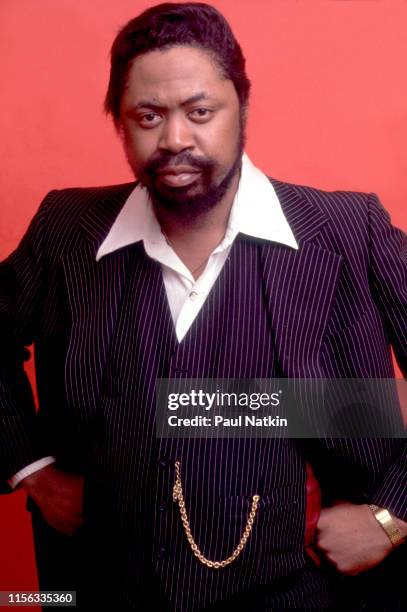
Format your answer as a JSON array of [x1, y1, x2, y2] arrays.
[[368, 504, 404, 547]]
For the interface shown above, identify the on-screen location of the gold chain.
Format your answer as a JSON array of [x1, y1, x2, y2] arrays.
[[172, 460, 261, 569]]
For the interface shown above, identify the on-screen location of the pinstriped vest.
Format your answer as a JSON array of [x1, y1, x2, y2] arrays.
[[93, 234, 308, 610]]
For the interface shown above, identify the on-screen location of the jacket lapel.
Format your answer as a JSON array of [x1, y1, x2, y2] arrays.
[[260, 179, 343, 377], [78, 182, 137, 254]]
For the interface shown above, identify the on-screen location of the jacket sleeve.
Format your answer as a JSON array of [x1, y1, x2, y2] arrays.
[[367, 192, 407, 376], [365, 193, 407, 519], [309, 195, 407, 521], [0, 191, 57, 493]]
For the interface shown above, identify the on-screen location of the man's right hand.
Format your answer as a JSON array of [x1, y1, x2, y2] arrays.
[[20, 464, 84, 536]]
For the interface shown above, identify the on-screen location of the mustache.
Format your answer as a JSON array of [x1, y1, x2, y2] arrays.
[[143, 152, 214, 174]]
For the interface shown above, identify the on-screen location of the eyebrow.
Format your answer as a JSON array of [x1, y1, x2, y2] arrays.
[[131, 92, 214, 111]]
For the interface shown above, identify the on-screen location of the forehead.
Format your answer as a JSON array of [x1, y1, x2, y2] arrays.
[[121, 46, 236, 108]]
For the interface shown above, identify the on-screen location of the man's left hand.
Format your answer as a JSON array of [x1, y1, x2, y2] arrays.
[[315, 501, 407, 576]]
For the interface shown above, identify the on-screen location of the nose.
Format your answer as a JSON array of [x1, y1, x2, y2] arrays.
[[158, 112, 194, 154]]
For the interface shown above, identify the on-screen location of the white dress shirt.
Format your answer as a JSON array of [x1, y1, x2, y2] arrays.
[[8, 153, 298, 488]]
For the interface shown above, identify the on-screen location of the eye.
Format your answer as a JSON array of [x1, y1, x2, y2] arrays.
[[189, 108, 214, 123], [138, 112, 162, 128]]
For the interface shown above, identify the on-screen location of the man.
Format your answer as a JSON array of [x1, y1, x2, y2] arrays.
[[0, 3, 406, 610]]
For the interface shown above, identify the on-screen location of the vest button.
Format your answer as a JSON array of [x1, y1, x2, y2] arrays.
[[159, 457, 170, 468]]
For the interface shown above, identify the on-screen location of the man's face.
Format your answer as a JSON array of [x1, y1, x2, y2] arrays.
[[118, 45, 245, 218]]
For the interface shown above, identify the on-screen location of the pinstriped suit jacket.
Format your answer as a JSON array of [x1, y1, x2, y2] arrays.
[[0, 178, 406, 565]]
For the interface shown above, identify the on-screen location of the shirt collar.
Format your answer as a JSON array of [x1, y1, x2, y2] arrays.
[[95, 153, 298, 262]]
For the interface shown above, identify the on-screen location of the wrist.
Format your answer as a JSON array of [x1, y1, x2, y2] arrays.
[[392, 515, 407, 539], [20, 464, 55, 498], [368, 504, 406, 547]]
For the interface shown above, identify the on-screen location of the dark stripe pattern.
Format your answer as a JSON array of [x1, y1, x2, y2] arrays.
[[0, 178, 406, 610]]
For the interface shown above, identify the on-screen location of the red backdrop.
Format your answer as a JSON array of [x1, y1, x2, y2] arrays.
[[1, 0, 406, 601]]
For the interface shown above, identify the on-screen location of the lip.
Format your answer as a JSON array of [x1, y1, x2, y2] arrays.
[[156, 166, 201, 187], [156, 165, 201, 175]]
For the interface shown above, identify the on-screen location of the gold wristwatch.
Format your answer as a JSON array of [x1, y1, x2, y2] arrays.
[[368, 504, 405, 547]]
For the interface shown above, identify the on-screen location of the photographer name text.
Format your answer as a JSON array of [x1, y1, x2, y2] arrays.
[[167, 415, 288, 428]]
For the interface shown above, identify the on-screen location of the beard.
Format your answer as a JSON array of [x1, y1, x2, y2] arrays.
[[135, 126, 245, 222]]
